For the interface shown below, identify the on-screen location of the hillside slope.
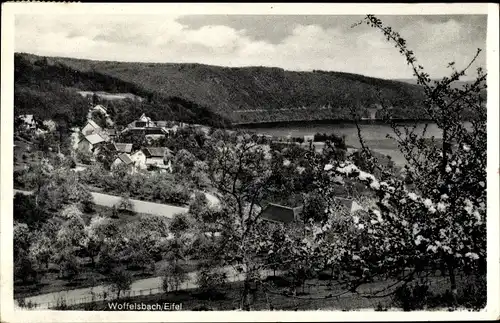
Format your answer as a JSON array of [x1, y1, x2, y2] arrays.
[[17, 53, 432, 125], [14, 53, 232, 128]]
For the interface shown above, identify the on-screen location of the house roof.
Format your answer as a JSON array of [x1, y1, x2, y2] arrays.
[[114, 143, 133, 153], [93, 105, 107, 112], [146, 157, 165, 165], [106, 129, 117, 136], [144, 128, 166, 135], [116, 153, 133, 165], [83, 133, 106, 145], [332, 197, 364, 214], [85, 119, 101, 130], [144, 147, 171, 158], [261, 203, 303, 224]]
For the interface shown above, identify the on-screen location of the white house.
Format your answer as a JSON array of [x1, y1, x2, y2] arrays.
[[77, 133, 106, 154], [304, 135, 314, 143], [81, 120, 102, 136], [127, 113, 156, 128], [130, 149, 147, 170], [144, 147, 173, 172]]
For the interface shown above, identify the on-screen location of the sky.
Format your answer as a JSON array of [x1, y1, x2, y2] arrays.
[[14, 14, 487, 80]]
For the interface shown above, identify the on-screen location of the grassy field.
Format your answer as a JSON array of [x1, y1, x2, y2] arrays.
[[66, 273, 479, 311]]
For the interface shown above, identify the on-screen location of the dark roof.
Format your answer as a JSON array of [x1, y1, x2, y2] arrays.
[[116, 153, 133, 165], [144, 147, 170, 158], [145, 128, 167, 135], [114, 143, 133, 153], [106, 129, 117, 136], [333, 197, 354, 210], [261, 203, 303, 224], [121, 127, 166, 135]]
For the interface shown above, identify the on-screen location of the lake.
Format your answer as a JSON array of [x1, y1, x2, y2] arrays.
[[239, 121, 452, 166]]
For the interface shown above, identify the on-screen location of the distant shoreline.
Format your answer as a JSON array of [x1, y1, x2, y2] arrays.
[[233, 118, 437, 129]]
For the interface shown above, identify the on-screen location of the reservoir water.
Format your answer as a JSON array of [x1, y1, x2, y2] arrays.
[[239, 121, 453, 166]]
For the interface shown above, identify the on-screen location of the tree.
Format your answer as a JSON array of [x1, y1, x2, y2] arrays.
[[195, 263, 228, 300], [84, 216, 118, 268], [108, 269, 132, 300], [116, 195, 134, 214], [13, 193, 49, 228], [194, 134, 278, 309], [96, 143, 116, 171], [161, 262, 188, 293], [173, 149, 197, 177], [91, 110, 107, 129], [53, 213, 87, 279], [315, 15, 486, 305]]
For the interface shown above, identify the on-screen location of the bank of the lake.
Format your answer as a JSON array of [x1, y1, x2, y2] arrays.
[[237, 120, 457, 166]]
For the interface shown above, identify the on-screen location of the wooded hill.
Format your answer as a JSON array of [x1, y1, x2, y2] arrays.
[[16, 53, 481, 126]]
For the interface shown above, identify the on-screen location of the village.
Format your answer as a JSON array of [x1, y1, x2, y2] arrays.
[[7, 8, 490, 315]]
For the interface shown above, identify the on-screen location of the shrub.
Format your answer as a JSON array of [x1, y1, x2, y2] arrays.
[[116, 196, 134, 214], [195, 266, 228, 300], [392, 281, 430, 311]]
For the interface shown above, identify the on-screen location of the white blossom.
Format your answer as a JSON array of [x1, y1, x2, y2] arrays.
[[352, 215, 359, 224], [437, 202, 447, 212], [283, 159, 291, 167], [324, 164, 333, 171], [399, 198, 407, 204], [370, 181, 380, 190], [415, 235, 424, 246], [358, 224, 365, 230], [465, 252, 479, 260], [464, 199, 474, 215], [463, 144, 471, 152], [427, 245, 438, 253], [445, 165, 452, 173], [358, 171, 375, 182], [352, 255, 361, 261], [441, 194, 449, 201], [408, 192, 418, 201], [336, 164, 358, 174]]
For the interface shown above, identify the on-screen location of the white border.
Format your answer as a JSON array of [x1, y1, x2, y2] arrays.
[[1, 3, 499, 322]]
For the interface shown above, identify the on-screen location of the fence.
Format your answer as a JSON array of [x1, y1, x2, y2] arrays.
[[15, 268, 466, 310]]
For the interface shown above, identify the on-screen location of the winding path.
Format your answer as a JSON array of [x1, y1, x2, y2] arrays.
[[13, 189, 188, 218]]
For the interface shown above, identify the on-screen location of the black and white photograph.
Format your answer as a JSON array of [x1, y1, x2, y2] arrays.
[[1, 2, 499, 321]]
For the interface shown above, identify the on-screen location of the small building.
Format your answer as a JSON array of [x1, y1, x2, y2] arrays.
[[77, 133, 106, 154], [92, 104, 108, 116], [144, 147, 173, 172], [111, 153, 134, 172], [130, 149, 147, 170], [127, 113, 156, 129], [260, 203, 304, 224], [81, 119, 102, 136], [113, 143, 133, 154]]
